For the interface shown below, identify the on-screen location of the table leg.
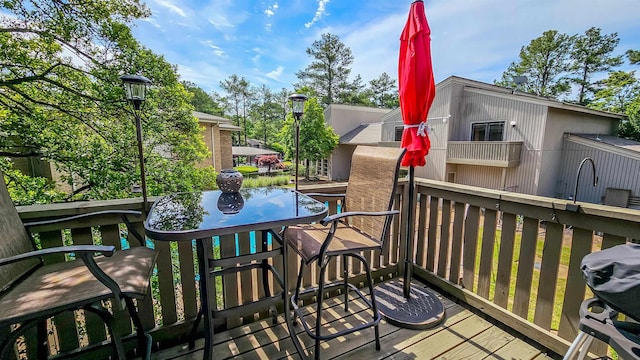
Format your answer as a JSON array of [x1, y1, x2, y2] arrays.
[[196, 237, 214, 360], [280, 230, 305, 359]]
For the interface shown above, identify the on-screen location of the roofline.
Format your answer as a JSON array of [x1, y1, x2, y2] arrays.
[[565, 133, 640, 160], [443, 76, 625, 120], [192, 110, 233, 123], [325, 103, 392, 113]]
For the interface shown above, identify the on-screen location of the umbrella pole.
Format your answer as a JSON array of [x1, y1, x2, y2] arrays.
[[403, 166, 415, 298], [373, 163, 445, 330]]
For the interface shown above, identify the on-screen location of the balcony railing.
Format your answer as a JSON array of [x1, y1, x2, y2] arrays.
[[447, 141, 523, 167], [12, 179, 640, 358]]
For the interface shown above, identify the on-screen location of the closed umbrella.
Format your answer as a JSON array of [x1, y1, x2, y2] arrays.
[[374, 0, 445, 330]]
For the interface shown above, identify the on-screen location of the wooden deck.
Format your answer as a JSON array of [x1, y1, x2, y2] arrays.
[[152, 281, 557, 360]]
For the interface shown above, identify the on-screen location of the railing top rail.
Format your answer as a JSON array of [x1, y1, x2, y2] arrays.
[[415, 177, 640, 223]]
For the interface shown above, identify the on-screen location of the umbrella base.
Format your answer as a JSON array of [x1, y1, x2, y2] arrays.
[[373, 279, 445, 330]]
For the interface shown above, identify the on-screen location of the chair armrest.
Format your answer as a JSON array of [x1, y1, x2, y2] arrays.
[[321, 210, 399, 226], [0, 245, 115, 267], [24, 210, 147, 246]]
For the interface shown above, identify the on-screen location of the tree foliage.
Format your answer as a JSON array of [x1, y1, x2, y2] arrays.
[[220, 74, 252, 145], [296, 33, 354, 107], [0, 0, 214, 204], [496, 30, 572, 98], [279, 97, 338, 179], [183, 81, 224, 115], [369, 72, 399, 108], [570, 27, 623, 105]]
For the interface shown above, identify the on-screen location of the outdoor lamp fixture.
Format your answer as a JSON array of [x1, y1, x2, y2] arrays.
[[121, 74, 152, 213], [288, 93, 307, 192]]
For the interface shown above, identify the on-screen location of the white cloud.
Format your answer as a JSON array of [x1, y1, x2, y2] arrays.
[[305, 0, 330, 29], [203, 41, 226, 57], [155, 0, 186, 17], [265, 66, 285, 81]]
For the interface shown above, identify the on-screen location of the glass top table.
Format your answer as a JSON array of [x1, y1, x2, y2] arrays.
[[145, 187, 327, 240], [144, 187, 327, 360]]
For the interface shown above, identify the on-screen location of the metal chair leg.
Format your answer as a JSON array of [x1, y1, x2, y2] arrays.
[[343, 254, 349, 312], [293, 259, 305, 324], [563, 331, 593, 360], [315, 262, 327, 360], [126, 297, 152, 360], [362, 254, 380, 350], [37, 319, 48, 360]]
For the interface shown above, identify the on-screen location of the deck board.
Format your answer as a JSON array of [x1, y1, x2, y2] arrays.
[[152, 281, 548, 360]]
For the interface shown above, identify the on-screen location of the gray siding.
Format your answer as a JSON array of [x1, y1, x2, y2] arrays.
[[449, 87, 547, 194], [558, 138, 640, 204]]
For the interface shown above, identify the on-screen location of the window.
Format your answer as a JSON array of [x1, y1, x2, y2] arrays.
[[471, 121, 505, 141], [394, 126, 403, 142]]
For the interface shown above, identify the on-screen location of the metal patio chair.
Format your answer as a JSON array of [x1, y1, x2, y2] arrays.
[[0, 175, 158, 359], [284, 145, 405, 360]]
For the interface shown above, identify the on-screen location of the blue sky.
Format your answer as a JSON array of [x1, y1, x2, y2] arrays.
[[131, 0, 640, 94]]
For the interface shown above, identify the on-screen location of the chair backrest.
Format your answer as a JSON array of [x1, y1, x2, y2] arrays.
[[344, 145, 406, 242], [0, 174, 40, 292]]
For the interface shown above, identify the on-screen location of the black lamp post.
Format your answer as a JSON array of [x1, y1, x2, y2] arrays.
[[288, 94, 307, 192], [120, 74, 152, 213]]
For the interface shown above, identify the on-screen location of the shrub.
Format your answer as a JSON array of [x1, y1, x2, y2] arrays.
[[235, 165, 259, 177]]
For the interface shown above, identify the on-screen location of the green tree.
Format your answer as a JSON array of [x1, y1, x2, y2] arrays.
[[496, 30, 572, 98], [279, 97, 338, 179], [0, 0, 214, 204], [628, 50, 640, 64], [590, 71, 640, 114], [183, 81, 224, 115], [369, 72, 398, 108], [220, 74, 252, 145], [250, 85, 283, 146], [337, 74, 373, 106], [296, 33, 354, 107], [570, 27, 623, 105]]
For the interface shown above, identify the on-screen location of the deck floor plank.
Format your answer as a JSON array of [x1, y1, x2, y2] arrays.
[[152, 281, 548, 360], [482, 337, 543, 360], [433, 325, 515, 359]]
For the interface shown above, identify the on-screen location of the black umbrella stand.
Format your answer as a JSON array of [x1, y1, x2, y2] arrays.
[[373, 165, 445, 329]]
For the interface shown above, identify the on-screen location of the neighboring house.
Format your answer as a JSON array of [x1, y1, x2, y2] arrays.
[[321, 104, 392, 180], [193, 111, 242, 171], [246, 138, 266, 148], [328, 76, 638, 207]]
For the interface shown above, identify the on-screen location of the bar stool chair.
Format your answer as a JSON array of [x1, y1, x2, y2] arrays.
[[284, 145, 405, 360]]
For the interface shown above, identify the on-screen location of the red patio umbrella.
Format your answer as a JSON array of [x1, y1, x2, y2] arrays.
[[398, 0, 436, 168], [374, 0, 445, 330]]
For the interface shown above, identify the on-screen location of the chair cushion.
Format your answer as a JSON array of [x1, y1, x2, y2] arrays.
[[285, 222, 382, 263], [0, 246, 157, 325]]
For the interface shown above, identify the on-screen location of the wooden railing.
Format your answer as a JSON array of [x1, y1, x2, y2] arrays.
[[13, 183, 407, 359], [410, 178, 640, 357], [13, 179, 640, 358], [447, 141, 522, 167]]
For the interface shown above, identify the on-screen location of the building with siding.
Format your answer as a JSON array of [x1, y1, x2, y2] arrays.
[[321, 104, 391, 180], [329, 76, 637, 207], [193, 111, 241, 171]]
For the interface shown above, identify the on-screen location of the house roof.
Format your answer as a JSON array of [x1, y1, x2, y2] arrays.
[[192, 111, 232, 123], [339, 123, 381, 145], [443, 76, 626, 120], [570, 133, 640, 153], [232, 146, 279, 156], [219, 123, 243, 132]]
